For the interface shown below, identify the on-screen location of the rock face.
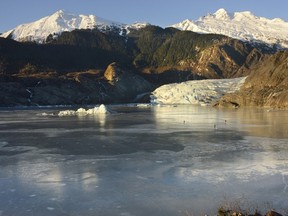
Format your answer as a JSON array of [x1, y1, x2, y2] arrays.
[[0, 74, 109, 106], [104, 63, 154, 102], [215, 51, 288, 108], [0, 80, 31, 106], [189, 39, 263, 78], [104, 62, 123, 81]]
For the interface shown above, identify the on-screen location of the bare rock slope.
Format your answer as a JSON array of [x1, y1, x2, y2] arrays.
[[215, 51, 288, 108]]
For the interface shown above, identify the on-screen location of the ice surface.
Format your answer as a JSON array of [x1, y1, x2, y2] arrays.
[[0, 106, 288, 216]]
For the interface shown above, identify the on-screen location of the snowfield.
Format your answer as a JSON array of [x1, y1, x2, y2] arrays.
[[151, 77, 246, 105]]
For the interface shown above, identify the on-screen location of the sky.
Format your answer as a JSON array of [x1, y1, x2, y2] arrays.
[[1, 0, 288, 33]]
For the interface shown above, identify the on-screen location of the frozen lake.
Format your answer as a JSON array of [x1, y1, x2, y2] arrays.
[[0, 105, 287, 216]]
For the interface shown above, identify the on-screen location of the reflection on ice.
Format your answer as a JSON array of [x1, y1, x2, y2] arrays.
[[79, 172, 99, 192], [173, 148, 288, 184], [77, 112, 107, 128], [11, 156, 100, 199], [152, 105, 220, 131], [152, 105, 288, 138]]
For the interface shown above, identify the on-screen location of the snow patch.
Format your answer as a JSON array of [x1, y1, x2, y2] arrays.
[[151, 77, 246, 105]]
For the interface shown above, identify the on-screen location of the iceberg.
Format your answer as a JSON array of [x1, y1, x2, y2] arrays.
[[96, 104, 113, 114], [58, 104, 113, 117]]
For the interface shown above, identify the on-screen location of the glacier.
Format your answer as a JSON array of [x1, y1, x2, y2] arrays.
[[151, 77, 246, 105]]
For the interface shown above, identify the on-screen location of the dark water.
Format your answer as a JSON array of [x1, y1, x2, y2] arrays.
[[0, 105, 287, 216]]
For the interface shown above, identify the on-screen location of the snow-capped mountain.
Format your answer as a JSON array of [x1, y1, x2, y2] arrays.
[[172, 8, 288, 49], [0, 10, 148, 43]]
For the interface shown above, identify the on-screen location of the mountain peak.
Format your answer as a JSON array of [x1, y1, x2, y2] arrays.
[[213, 8, 257, 20], [54, 9, 65, 14], [49, 9, 68, 18], [214, 8, 231, 19], [49, 9, 74, 21]]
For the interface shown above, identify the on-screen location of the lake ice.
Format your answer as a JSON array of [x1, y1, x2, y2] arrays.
[[0, 105, 287, 216]]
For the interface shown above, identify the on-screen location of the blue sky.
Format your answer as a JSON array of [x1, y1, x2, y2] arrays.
[[1, 0, 287, 33]]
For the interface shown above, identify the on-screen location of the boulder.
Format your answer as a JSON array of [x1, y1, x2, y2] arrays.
[[104, 62, 123, 82]]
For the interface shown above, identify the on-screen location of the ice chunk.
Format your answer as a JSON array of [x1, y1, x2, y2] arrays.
[[58, 104, 113, 116], [136, 103, 151, 108], [86, 104, 113, 114], [97, 104, 112, 114], [58, 110, 76, 116], [86, 107, 98, 115], [76, 108, 87, 116]]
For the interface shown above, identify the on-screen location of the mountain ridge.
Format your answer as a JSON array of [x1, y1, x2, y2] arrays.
[[1, 9, 288, 49]]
